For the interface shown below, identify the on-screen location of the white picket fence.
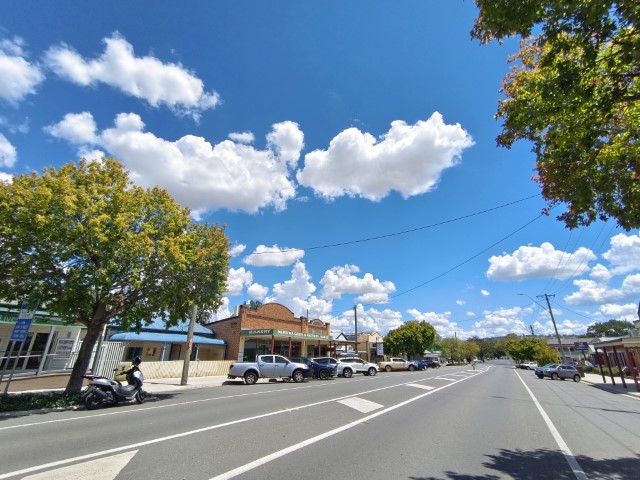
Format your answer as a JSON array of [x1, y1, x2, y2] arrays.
[[67, 341, 125, 378]]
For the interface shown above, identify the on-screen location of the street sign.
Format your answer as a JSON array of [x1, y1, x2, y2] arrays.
[[9, 299, 39, 342], [574, 341, 589, 351]]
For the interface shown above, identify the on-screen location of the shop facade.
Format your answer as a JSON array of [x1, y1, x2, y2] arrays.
[[207, 303, 335, 361]]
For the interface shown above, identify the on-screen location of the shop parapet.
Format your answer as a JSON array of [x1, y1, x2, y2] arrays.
[[241, 329, 332, 341]]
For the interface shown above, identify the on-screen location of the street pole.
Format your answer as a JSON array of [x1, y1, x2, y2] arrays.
[[542, 294, 565, 362], [180, 304, 198, 386], [353, 306, 358, 358]]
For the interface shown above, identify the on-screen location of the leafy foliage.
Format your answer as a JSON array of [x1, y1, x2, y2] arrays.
[[0, 392, 82, 412], [507, 336, 558, 364], [0, 158, 230, 392], [586, 319, 635, 337], [473, 1, 640, 229], [383, 320, 436, 356], [438, 338, 466, 363]]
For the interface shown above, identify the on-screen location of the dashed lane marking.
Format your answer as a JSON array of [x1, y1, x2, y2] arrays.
[[407, 384, 435, 390]]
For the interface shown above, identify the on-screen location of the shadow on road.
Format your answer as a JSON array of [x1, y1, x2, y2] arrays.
[[410, 447, 640, 480]]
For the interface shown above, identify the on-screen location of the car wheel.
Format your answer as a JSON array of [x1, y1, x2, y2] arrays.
[[408, 365, 415, 371], [368, 367, 377, 376], [343, 368, 353, 378], [551, 373, 559, 380], [292, 370, 305, 383], [318, 369, 329, 380], [536, 374, 543, 379], [244, 371, 258, 385], [573, 374, 581, 382], [385, 365, 392, 372]]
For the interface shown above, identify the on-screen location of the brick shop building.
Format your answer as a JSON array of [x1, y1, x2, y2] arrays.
[[206, 303, 334, 362]]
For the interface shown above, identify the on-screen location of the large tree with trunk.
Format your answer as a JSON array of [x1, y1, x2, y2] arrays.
[[0, 158, 230, 392], [472, 1, 640, 230]]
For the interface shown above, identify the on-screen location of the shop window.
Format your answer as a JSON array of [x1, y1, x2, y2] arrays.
[[125, 347, 142, 361]]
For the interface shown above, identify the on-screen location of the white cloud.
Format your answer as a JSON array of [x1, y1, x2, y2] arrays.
[[228, 244, 246, 257], [228, 132, 254, 144], [243, 245, 304, 267], [296, 112, 473, 200], [267, 121, 305, 166], [0, 37, 45, 104], [456, 299, 466, 306], [0, 134, 17, 167], [44, 33, 220, 120], [0, 171, 13, 183], [407, 309, 458, 337], [487, 242, 596, 281], [319, 264, 396, 304], [333, 305, 404, 334], [602, 232, 640, 275], [481, 290, 490, 296], [599, 303, 639, 321], [45, 112, 302, 214], [44, 112, 97, 144], [265, 261, 328, 317], [226, 267, 253, 296], [565, 274, 640, 305], [247, 283, 269, 300]]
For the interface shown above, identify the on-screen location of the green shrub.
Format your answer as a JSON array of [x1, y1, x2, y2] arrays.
[[0, 392, 82, 412]]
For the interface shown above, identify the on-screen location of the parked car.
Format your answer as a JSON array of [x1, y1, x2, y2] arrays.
[[378, 357, 419, 372], [535, 363, 557, 378], [416, 360, 441, 369], [227, 355, 311, 385], [336, 357, 379, 377], [541, 364, 581, 382], [518, 361, 538, 370], [289, 356, 336, 380]]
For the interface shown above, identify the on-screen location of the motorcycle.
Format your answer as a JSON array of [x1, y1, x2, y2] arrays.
[[81, 355, 146, 410]]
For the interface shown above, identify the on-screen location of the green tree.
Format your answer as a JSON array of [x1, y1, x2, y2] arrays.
[[462, 340, 480, 363], [0, 158, 230, 392], [438, 337, 465, 363], [473, 1, 640, 230], [507, 336, 558, 365], [587, 319, 635, 337], [383, 320, 436, 357]]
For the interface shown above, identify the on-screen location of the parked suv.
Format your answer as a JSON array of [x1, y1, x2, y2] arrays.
[[336, 357, 379, 377], [541, 364, 581, 382], [289, 356, 336, 380]]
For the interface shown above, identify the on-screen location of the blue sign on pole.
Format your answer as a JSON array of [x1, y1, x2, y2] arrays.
[[10, 318, 33, 342]]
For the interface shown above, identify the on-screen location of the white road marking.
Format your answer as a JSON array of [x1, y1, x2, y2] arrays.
[[22, 451, 137, 480], [407, 384, 435, 390], [209, 371, 485, 480], [515, 371, 588, 480], [435, 377, 457, 382], [338, 397, 383, 413]]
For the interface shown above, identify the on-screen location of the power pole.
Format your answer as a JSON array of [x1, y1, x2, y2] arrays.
[[353, 306, 358, 357], [541, 294, 564, 362]]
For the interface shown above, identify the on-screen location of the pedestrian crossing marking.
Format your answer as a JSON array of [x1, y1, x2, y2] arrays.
[[338, 397, 383, 413], [22, 450, 138, 480], [435, 377, 457, 382]]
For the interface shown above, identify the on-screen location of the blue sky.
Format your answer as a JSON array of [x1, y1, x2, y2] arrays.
[[2, 1, 639, 339]]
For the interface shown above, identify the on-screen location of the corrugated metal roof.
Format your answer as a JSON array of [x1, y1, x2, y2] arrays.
[[109, 332, 224, 345]]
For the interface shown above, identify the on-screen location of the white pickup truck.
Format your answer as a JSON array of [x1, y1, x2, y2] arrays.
[[228, 354, 311, 385]]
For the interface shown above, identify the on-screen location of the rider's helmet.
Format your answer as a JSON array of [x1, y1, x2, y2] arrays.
[[132, 355, 142, 366]]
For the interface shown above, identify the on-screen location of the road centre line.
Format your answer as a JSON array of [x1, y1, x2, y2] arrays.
[[209, 370, 487, 480], [515, 371, 588, 480], [0, 370, 487, 479]]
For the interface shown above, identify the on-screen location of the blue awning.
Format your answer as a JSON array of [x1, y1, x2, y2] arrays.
[[109, 332, 224, 346]]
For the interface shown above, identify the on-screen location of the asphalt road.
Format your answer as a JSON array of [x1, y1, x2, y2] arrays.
[[1, 360, 638, 479]]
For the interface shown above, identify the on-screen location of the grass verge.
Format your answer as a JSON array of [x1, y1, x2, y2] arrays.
[[0, 392, 82, 412]]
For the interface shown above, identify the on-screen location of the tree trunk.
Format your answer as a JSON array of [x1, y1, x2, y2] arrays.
[[65, 304, 107, 393]]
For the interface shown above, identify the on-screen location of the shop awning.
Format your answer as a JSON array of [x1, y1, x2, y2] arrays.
[[109, 332, 225, 345]]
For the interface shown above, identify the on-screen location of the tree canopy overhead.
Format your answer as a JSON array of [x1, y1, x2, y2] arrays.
[[0, 158, 230, 392], [586, 319, 635, 337], [473, 1, 640, 230]]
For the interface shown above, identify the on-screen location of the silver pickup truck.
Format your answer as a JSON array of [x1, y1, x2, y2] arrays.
[[228, 354, 311, 385]]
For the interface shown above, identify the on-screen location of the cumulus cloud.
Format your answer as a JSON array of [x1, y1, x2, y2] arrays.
[[247, 283, 269, 300], [332, 305, 404, 334], [319, 264, 396, 304], [0, 134, 17, 167], [296, 112, 473, 200], [598, 303, 639, 321], [226, 267, 253, 296], [487, 242, 596, 281], [0, 37, 45, 104], [45, 112, 303, 214], [0, 171, 13, 183], [564, 274, 640, 305], [243, 245, 304, 267], [228, 132, 254, 144], [44, 33, 220, 120], [602, 233, 640, 275], [228, 244, 246, 257], [481, 290, 490, 296]]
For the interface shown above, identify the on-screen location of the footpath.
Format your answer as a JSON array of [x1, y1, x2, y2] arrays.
[[2, 368, 639, 399]]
